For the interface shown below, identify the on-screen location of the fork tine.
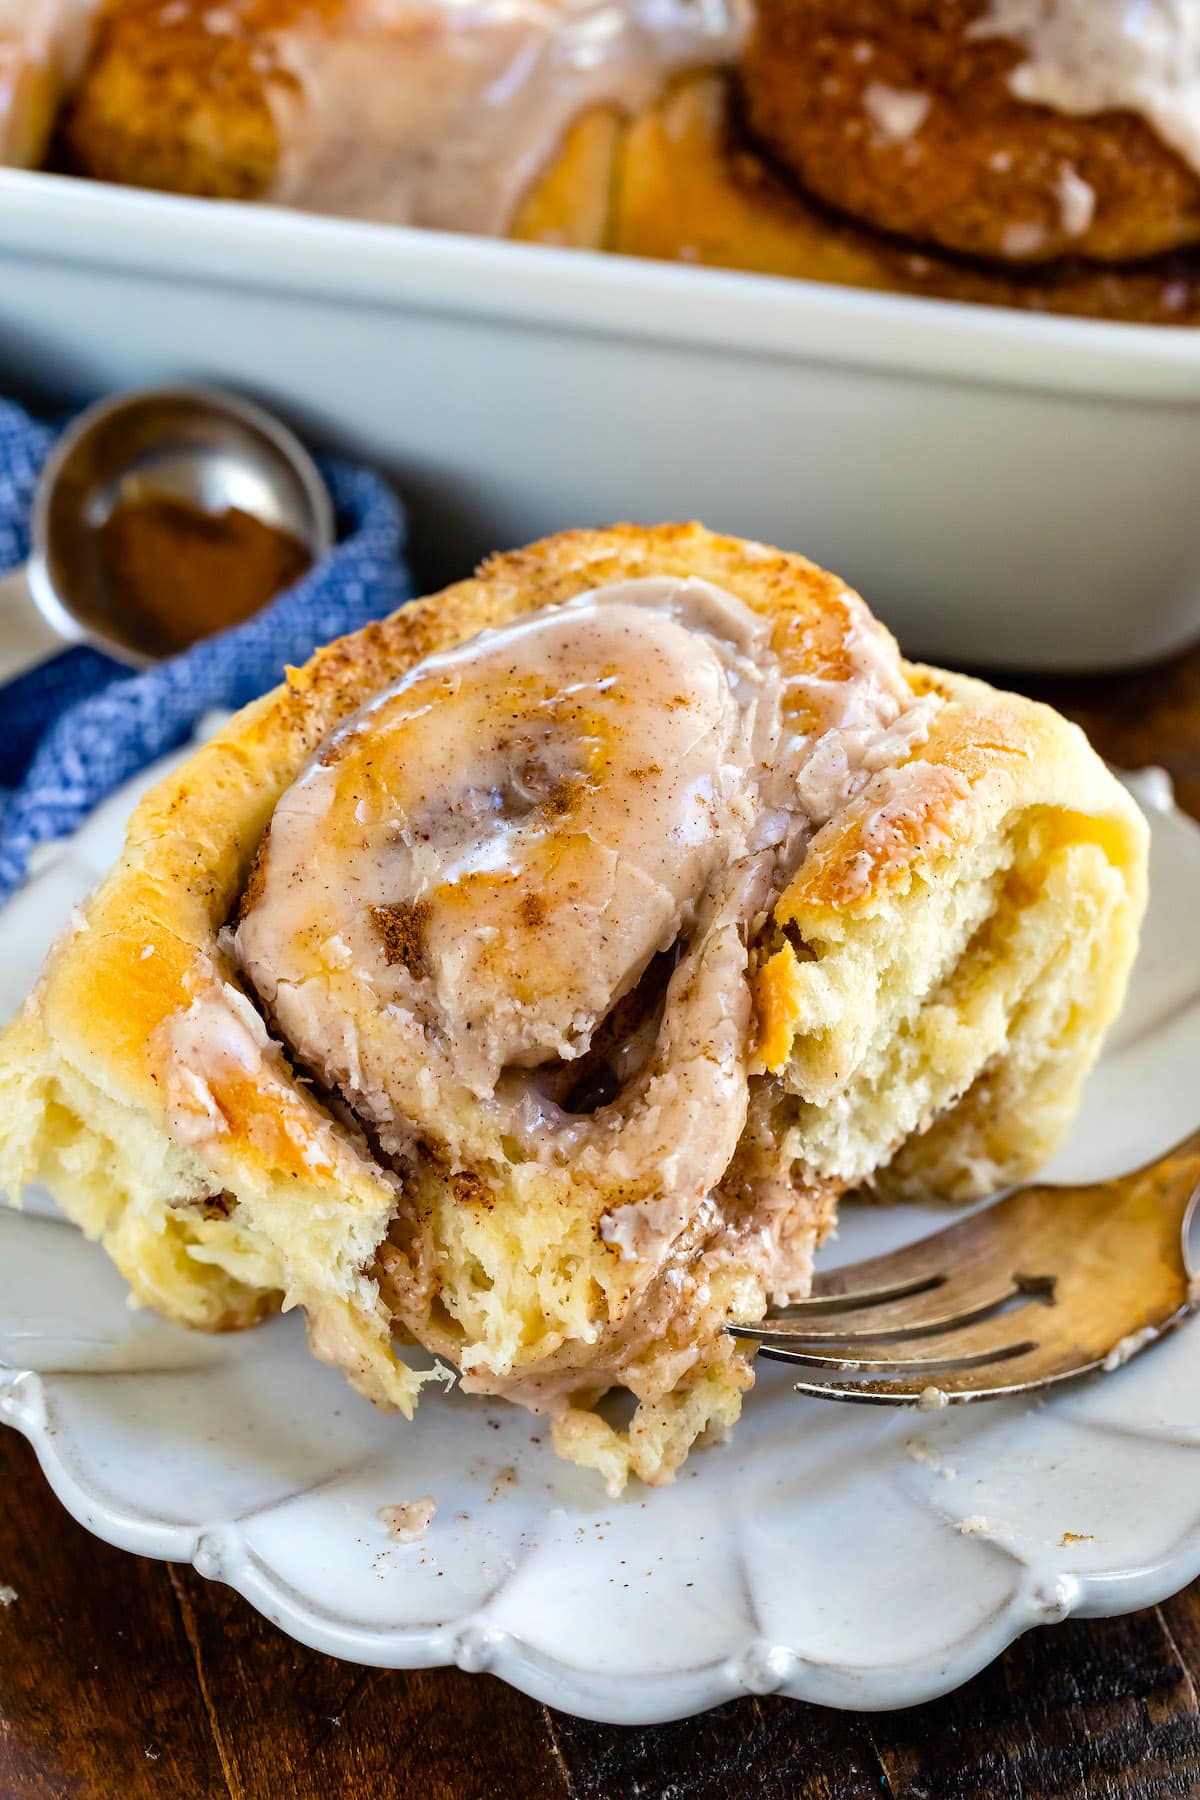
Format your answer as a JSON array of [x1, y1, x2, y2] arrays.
[[730, 1188, 1053, 1344], [738, 1130, 1200, 1405], [786, 1273, 945, 1311], [799, 1198, 1025, 1306], [779, 1296, 1192, 1403], [788, 1361, 1049, 1404], [727, 1270, 1022, 1343], [785, 1325, 1170, 1404], [750, 1305, 1042, 1371]]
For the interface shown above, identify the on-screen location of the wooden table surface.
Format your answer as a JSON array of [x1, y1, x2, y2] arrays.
[[4, 642, 1200, 1800]]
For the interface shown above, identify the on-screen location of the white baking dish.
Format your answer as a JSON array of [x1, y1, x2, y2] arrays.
[[1, 166, 1199, 669]]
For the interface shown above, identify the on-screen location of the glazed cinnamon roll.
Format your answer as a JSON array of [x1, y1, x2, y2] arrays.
[[62, 0, 739, 238], [0, 525, 1148, 1491], [742, 0, 1200, 266]]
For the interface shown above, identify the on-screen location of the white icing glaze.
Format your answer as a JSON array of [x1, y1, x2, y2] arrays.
[[601, 1187, 688, 1258], [237, 578, 787, 1261], [1054, 161, 1096, 235], [862, 82, 931, 144], [854, 757, 970, 874], [233, 575, 943, 1334], [242, 578, 771, 1097], [1101, 1324, 1158, 1370], [971, 0, 1200, 177], [175, 985, 270, 1078], [155, 955, 384, 1203], [160, 986, 270, 1143]]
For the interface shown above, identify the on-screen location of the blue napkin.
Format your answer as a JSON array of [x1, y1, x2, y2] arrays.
[[0, 399, 412, 905]]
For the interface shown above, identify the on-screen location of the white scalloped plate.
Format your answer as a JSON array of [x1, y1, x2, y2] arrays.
[[3, 754, 1200, 1724]]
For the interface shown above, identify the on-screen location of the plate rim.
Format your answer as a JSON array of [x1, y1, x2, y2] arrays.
[[8, 1357, 1200, 1723]]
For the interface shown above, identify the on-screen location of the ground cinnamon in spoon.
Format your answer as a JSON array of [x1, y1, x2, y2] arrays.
[[92, 495, 312, 659]]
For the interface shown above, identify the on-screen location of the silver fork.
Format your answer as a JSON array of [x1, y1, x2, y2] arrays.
[[728, 1132, 1200, 1403]]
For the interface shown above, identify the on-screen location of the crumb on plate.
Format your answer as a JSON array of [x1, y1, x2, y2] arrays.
[[378, 1498, 437, 1544]]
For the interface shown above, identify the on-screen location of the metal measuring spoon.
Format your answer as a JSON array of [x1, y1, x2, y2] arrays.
[[0, 386, 335, 685]]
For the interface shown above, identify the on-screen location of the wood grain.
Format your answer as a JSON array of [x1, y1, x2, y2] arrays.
[[0, 1431, 226, 1800], [166, 1562, 569, 1800], [5, 640, 1200, 1799]]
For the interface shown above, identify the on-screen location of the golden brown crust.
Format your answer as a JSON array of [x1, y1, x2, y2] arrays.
[[613, 75, 1200, 326], [742, 0, 1200, 266], [63, 0, 328, 199]]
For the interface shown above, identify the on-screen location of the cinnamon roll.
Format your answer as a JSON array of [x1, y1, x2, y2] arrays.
[[0, 525, 1148, 1491], [61, 0, 739, 236], [742, 0, 1200, 267]]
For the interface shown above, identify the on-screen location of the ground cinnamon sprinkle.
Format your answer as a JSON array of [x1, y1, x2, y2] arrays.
[[369, 900, 432, 975], [92, 495, 312, 659]]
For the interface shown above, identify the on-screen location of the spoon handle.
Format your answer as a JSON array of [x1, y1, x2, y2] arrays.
[[0, 565, 73, 685]]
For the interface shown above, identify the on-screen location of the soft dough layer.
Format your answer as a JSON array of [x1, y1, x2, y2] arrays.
[[0, 525, 1148, 1493]]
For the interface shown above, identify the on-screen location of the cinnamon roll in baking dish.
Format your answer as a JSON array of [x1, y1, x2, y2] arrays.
[[0, 526, 1147, 1491]]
